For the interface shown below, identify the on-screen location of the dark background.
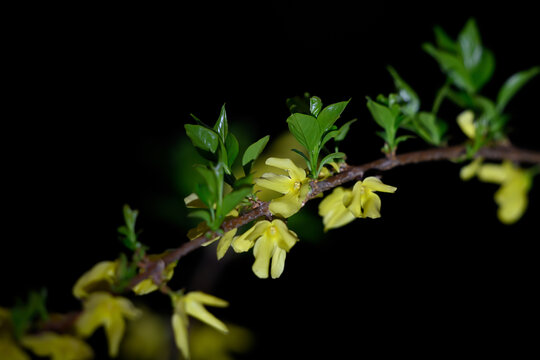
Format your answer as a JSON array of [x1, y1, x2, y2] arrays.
[[3, 4, 539, 358]]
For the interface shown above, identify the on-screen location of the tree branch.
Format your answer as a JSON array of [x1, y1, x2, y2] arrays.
[[128, 143, 540, 289]]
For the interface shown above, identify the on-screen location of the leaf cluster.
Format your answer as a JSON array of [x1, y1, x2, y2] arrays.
[[286, 95, 355, 178], [368, 18, 539, 155], [424, 18, 538, 154], [185, 105, 269, 230], [10, 288, 48, 339]]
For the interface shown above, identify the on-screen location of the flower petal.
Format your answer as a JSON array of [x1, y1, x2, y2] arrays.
[[185, 300, 228, 333], [268, 192, 303, 218], [319, 187, 355, 231], [21, 333, 93, 360], [252, 235, 275, 279], [271, 248, 287, 279], [105, 313, 126, 357], [265, 157, 306, 180], [477, 163, 508, 184], [457, 110, 476, 139], [171, 312, 190, 360], [362, 177, 397, 193], [347, 182, 364, 218], [185, 291, 229, 308], [72, 261, 117, 299], [362, 191, 382, 219], [272, 219, 299, 250], [460, 157, 483, 180], [255, 174, 292, 194], [217, 228, 237, 260], [232, 221, 270, 253]]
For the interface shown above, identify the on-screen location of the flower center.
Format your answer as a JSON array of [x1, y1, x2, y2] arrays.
[[269, 226, 277, 235], [293, 181, 302, 191]]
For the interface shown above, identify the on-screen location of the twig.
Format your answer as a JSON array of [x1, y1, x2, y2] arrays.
[[128, 143, 540, 289]]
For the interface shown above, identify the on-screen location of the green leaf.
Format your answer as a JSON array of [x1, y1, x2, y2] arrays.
[[423, 43, 474, 93], [291, 148, 310, 165], [11, 289, 48, 339], [310, 96, 323, 117], [496, 66, 540, 113], [214, 104, 228, 141], [194, 165, 217, 195], [242, 135, 270, 167], [194, 183, 215, 209], [316, 100, 350, 134], [286, 93, 311, 114], [118, 205, 139, 250], [220, 187, 252, 219], [188, 209, 212, 224], [470, 48, 495, 92], [317, 152, 345, 175], [185, 124, 219, 153], [458, 18, 482, 70], [366, 97, 397, 133], [225, 133, 239, 168], [286, 113, 321, 153], [408, 112, 447, 146], [434, 25, 457, 52], [387, 66, 420, 116], [333, 119, 357, 142]]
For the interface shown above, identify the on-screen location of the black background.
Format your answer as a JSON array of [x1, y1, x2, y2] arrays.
[[3, 3, 539, 359]]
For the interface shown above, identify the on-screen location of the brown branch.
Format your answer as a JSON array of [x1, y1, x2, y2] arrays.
[[128, 143, 540, 289]]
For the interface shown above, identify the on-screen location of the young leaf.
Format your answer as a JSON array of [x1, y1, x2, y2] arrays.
[[185, 124, 219, 153], [194, 165, 218, 196], [291, 148, 310, 165], [333, 119, 357, 142], [458, 18, 482, 70], [422, 43, 474, 93], [188, 209, 212, 224], [496, 66, 540, 113], [286, 113, 321, 153], [310, 96, 323, 117], [408, 112, 447, 146], [225, 133, 239, 168], [242, 135, 270, 167], [194, 183, 215, 209], [316, 100, 350, 134], [214, 104, 228, 141], [317, 152, 345, 175], [220, 187, 252, 219], [387, 66, 420, 116], [366, 97, 396, 133], [434, 25, 457, 52]]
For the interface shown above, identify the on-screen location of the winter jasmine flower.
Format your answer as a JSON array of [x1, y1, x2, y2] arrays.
[[232, 219, 299, 279], [255, 157, 310, 218]]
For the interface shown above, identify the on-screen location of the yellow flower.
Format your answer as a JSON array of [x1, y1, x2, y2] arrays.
[[478, 161, 532, 224], [190, 322, 253, 360], [132, 252, 178, 295], [21, 332, 93, 360], [460, 157, 483, 181], [232, 219, 299, 279], [346, 177, 397, 219], [72, 260, 118, 299], [120, 308, 171, 360], [0, 307, 30, 360], [171, 291, 229, 360], [0, 336, 30, 360], [255, 157, 310, 218], [318, 187, 355, 231], [457, 110, 476, 139], [318, 177, 397, 231], [75, 292, 140, 357]]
